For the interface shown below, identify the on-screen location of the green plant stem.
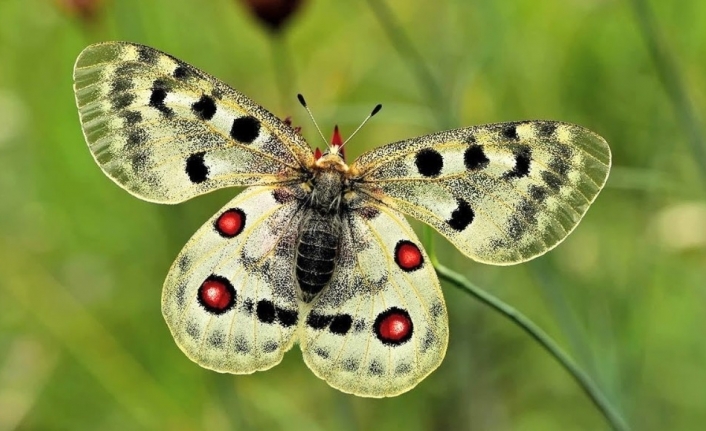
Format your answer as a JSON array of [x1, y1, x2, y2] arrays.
[[270, 34, 295, 114], [432, 259, 630, 431], [630, 0, 706, 182]]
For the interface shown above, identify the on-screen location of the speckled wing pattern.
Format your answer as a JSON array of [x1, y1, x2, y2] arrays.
[[162, 185, 303, 373], [73, 41, 312, 204], [350, 122, 611, 264], [74, 41, 611, 398], [301, 202, 447, 397]]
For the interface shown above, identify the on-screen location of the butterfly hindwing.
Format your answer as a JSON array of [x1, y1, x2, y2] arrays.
[[73, 42, 313, 203], [300, 198, 448, 397], [162, 185, 306, 373], [350, 121, 611, 264]]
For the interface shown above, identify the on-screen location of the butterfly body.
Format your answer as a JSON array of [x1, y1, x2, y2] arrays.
[[296, 153, 347, 302], [73, 41, 611, 397]]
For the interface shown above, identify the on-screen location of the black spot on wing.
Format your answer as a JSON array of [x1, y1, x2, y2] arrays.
[[549, 157, 571, 178], [368, 360, 384, 376], [414, 148, 444, 177], [542, 171, 564, 191], [549, 144, 572, 178], [508, 199, 538, 240], [342, 358, 359, 372], [110, 77, 133, 95], [130, 152, 148, 172], [256, 299, 276, 324], [137, 45, 158, 64], [538, 122, 558, 137], [430, 302, 444, 318], [276, 307, 298, 327], [120, 110, 142, 126], [149, 79, 172, 116], [242, 299, 254, 314], [234, 337, 251, 353], [192, 94, 217, 120], [505, 146, 532, 179], [529, 185, 548, 203], [208, 332, 226, 349], [177, 255, 190, 271], [353, 319, 366, 332], [421, 330, 437, 353], [314, 348, 329, 359], [113, 63, 142, 77], [230, 116, 261, 143], [111, 93, 134, 110], [175, 282, 186, 307], [186, 321, 199, 339], [464, 144, 489, 170], [306, 312, 333, 330], [395, 363, 412, 375], [447, 198, 474, 231], [126, 128, 147, 147], [502, 124, 520, 141], [173, 65, 189, 79], [262, 341, 278, 353], [185, 152, 209, 183], [329, 314, 353, 335]]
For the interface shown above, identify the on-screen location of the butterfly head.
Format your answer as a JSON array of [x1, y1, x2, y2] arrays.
[[313, 125, 348, 171]]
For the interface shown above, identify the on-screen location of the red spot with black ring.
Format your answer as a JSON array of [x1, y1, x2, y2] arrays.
[[198, 275, 236, 314], [215, 208, 246, 238], [374, 307, 413, 345], [394, 240, 423, 272]]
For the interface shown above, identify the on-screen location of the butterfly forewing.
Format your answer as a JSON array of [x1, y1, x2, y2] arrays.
[[350, 121, 611, 264], [300, 201, 448, 397], [162, 185, 304, 373], [73, 42, 313, 203]]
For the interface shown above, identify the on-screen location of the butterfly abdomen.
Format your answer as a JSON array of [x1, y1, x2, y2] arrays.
[[296, 212, 341, 302]]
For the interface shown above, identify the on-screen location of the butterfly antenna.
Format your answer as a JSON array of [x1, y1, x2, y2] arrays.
[[340, 104, 382, 148], [297, 94, 330, 149]]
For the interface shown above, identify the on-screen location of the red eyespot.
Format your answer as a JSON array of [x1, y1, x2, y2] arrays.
[[375, 308, 413, 345], [198, 275, 236, 314], [215, 208, 246, 237], [314, 147, 322, 160], [394, 240, 423, 271]]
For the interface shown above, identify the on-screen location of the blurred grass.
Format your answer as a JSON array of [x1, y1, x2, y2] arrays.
[[1, 0, 705, 430]]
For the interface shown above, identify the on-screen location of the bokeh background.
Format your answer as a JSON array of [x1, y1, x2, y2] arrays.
[[1, 0, 705, 430]]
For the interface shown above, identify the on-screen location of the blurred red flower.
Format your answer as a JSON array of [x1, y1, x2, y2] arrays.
[[238, 0, 305, 33], [55, 0, 104, 21]]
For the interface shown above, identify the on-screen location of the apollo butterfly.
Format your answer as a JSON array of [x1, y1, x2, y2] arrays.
[[73, 42, 611, 397]]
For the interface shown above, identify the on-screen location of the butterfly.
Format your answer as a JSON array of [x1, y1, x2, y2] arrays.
[[73, 41, 611, 397]]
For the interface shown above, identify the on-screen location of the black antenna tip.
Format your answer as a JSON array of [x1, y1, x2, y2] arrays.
[[297, 94, 307, 107], [371, 104, 382, 116]]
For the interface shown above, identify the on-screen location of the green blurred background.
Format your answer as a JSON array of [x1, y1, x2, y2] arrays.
[[1, 0, 705, 429]]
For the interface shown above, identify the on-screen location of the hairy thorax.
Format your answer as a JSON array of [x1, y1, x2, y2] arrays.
[[296, 152, 350, 302]]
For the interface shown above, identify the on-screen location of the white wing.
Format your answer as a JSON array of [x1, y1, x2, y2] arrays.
[[350, 121, 611, 264], [300, 200, 448, 397], [162, 185, 306, 372], [74, 42, 313, 204]]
